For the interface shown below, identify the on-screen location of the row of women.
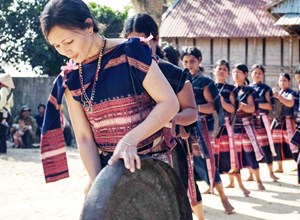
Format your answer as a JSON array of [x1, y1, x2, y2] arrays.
[[128, 14, 300, 219], [39, 1, 299, 220]]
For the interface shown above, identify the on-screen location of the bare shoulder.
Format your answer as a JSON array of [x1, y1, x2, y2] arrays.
[[105, 38, 127, 50]]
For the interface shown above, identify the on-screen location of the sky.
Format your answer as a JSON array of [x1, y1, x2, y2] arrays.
[[84, 0, 131, 12]]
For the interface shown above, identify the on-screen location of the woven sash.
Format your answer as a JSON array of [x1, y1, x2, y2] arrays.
[[261, 114, 277, 156], [201, 118, 215, 191], [224, 117, 239, 169], [242, 118, 264, 161], [285, 117, 298, 153]]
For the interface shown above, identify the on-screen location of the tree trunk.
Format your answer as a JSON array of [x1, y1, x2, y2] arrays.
[[130, 0, 164, 27]]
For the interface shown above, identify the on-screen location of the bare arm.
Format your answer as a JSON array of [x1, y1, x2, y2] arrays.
[[259, 91, 272, 110], [238, 95, 255, 113], [65, 88, 101, 183], [108, 60, 179, 172], [221, 93, 235, 114], [275, 93, 294, 108], [174, 81, 198, 126], [198, 85, 215, 114]]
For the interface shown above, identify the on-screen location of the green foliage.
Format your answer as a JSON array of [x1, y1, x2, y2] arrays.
[[0, 1, 129, 76], [0, 0, 64, 75], [164, 0, 177, 8], [88, 3, 129, 38]]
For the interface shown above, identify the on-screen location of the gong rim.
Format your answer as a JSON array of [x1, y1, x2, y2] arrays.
[[80, 158, 192, 220]]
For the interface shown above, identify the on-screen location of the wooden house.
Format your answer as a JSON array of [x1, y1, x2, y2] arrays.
[[159, 0, 300, 87]]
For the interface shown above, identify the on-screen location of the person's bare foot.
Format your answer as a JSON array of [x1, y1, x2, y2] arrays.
[[221, 198, 235, 215], [274, 169, 283, 173], [225, 183, 235, 188], [270, 173, 279, 182], [203, 188, 213, 194], [257, 182, 266, 191], [245, 176, 254, 181], [241, 187, 250, 197]]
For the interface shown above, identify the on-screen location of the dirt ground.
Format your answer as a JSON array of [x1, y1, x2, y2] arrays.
[[0, 144, 299, 220]]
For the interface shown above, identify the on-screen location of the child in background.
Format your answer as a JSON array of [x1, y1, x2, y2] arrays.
[[12, 118, 34, 148]]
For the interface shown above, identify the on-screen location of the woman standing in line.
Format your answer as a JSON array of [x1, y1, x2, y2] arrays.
[[213, 60, 250, 196], [182, 47, 235, 214], [249, 64, 278, 181], [272, 73, 297, 173], [231, 63, 265, 191], [123, 13, 204, 220]]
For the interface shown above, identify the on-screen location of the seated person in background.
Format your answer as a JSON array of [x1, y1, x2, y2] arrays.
[[11, 105, 37, 147], [12, 118, 35, 148], [35, 104, 46, 142], [60, 104, 73, 147]]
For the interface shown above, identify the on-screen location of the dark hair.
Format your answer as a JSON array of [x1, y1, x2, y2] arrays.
[[234, 63, 249, 85], [234, 63, 248, 73], [123, 13, 159, 41], [279, 72, 291, 81], [214, 59, 230, 72], [40, 0, 100, 41], [162, 45, 179, 66], [18, 118, 25, 122], [181, 47, 202, 61], [38, 104, 46, 110], [251, 64, 265, 74], [295, 66, 300, 75], [156, 45, 164, 59]]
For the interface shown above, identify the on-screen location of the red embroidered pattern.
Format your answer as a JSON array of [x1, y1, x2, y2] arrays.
[[48, 94, 60, 110], [127, 56, 150, 73], [256, 128, 269, 147], [234, 133, 255, 152], [84, 93, 160, 152], [104, 55, 127, 70], [41, 128, 69, 183], [69, 81, 91, 97]]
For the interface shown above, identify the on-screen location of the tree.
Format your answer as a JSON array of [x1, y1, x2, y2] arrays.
[[0, 0, 62, 75], [88, 3, 129, 38], [0, 1, 128, 76], [131, 0, 164, 27], [130, 0, 177, 27]]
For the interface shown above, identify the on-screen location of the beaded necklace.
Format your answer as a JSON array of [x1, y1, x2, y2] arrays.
[[79, 36, 106, 112]]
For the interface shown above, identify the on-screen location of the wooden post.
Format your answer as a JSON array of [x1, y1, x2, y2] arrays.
[[289, 36, 293, 74]]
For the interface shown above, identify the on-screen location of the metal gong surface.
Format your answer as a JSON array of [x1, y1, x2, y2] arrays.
[[81, 158, 192, 220]]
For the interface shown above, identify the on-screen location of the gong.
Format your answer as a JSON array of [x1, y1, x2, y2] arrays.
[[80, 158, 192, 220]]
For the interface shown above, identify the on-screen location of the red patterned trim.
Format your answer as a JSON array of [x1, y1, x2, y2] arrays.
[[215, 137, 230, 152], [82, 54, 99, 65], [104, 55, 126, 70], [256, 128, 269, 147], [127, 56, 150, 74], [82, 93, 161, 152], [104, 46, 118, 55], [69, 82, 90, 97], [48, 94, 60, 110], [234, 133, 256, 152], [41, 128, 69, 183], [80, 44, 120, 65]]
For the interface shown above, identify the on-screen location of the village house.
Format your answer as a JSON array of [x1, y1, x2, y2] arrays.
[[159, 0, 300, 87]]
